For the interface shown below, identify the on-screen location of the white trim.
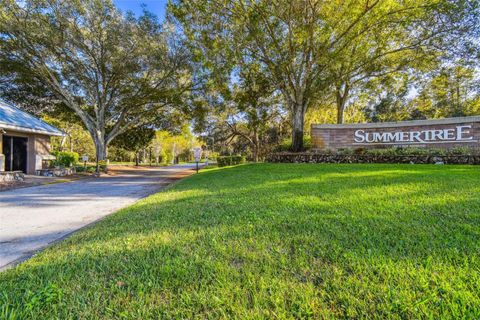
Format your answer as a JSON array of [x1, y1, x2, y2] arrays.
[[312, 116, 480, 129]]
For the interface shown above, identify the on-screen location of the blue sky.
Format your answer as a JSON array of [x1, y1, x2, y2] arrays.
[[113, 0, 167, 20]]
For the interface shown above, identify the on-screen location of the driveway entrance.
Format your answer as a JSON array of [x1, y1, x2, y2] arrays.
[[0, 164, 199, 270]]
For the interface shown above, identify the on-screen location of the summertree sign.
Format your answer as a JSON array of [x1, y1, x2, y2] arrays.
[[353, 125, 475, 145], [311, 116, 480, 151]]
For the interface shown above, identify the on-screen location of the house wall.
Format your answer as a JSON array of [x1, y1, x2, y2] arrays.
[[311, 117, 480, 151], [0, 130, 52, 174]]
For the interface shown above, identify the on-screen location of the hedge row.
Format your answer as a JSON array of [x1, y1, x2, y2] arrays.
[[267, 153, 480, 165], [335, 146, 480, 157], [217, 155, 246, 167]]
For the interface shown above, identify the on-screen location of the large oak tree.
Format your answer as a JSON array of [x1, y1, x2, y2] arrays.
[[171, 0, 476, 151], [0, 0, 192, 166]]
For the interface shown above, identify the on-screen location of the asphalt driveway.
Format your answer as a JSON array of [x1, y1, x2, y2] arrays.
[[0, 164, 199, 270]]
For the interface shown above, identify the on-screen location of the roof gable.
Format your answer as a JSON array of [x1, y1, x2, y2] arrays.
[[0, 100, 64, 136]]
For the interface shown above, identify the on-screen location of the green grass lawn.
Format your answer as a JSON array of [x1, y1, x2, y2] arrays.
[[1, 164, 480, 319]]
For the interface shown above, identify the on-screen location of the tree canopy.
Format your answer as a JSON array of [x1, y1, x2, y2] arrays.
[[0, 0, 479, 163], [171, 0, 478, 151], [0, 0, 192, 169]]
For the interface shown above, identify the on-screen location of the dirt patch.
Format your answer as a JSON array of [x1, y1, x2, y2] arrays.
[[0, 181, 30, 192], [0, 174, 89, 192]]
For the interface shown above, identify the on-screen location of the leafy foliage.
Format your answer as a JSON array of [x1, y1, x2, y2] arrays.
[[43, 116, 96, 159], [152, 126, 200, 164], [111, 127, 156, 154], [216, 155, 246, 167], [0, 0, 192, 164], [51, 151, 79, 167], [171, 0, 478, 150]]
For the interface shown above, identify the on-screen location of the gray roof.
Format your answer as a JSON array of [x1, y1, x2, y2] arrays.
[[0, 99, 64, 136]]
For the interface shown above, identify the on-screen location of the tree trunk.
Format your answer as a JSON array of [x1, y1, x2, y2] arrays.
[[59, 135, 67, 151], [252, 130, 259, 162], [336, 83, 349, 124], [93, 135, 107, 175], [252, 145, 259, 162], [291, 106, 305, 152], [135, 153, 139, 166], [337, 104, 345, 125]]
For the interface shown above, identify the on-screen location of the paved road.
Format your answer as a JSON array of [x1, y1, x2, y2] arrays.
[[0, 164, 199, 270]]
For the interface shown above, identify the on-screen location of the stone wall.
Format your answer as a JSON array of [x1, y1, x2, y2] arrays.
[[267, 153, 480, 165], [36, 167, 76, 177], [0, 171, 25, 182]]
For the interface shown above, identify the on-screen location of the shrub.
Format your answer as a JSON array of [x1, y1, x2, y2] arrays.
[[337, 148, 354, 155], [217, 155, 246, 167], [206, 151, 219, 161], [364, 148, 398, 156], [52, 151, 79, 167], [448, 146, 473, 155], [361, 147, 476, 157], [354, 147, 367, 155], [75, 164, 106, 173]]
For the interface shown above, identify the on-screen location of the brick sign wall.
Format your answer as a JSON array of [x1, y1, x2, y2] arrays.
[[311, 116, 480, 151]]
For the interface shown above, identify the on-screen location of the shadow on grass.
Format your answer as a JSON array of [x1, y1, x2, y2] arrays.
[[1, 163, 479, 318]]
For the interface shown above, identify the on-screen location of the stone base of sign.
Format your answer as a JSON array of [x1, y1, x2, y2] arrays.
[[0, 171, 25, 182], [267, 153, 480, 165]]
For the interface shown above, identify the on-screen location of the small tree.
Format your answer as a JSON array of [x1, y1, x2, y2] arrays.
[[227, 65, 283, 160]]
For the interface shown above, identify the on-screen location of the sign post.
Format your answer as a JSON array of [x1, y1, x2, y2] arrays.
[[82, 155, 89, 169], [193, 147, 202, 173]]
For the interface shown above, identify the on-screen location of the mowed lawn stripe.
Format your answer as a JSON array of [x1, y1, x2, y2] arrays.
[[1, 164, 479, 319]]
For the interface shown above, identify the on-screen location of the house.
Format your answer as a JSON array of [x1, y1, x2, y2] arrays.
[[0, 99, 64, 175]]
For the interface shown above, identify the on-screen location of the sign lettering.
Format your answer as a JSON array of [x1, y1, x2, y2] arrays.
[[353, 125, 475, 145]]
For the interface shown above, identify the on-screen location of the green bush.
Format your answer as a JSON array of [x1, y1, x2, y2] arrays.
[[206, 151, 219, 161], [52, 151, 79, 167], [339, 147, 478, 157], [448, 146, 474, 155], [362, 148, 398, 156], [75, 164, 106, 173], [338, 148, 354, 155], [217, 155, 246, 167]]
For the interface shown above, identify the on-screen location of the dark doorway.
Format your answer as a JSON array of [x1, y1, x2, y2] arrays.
[[3, 135, 28, 173]]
